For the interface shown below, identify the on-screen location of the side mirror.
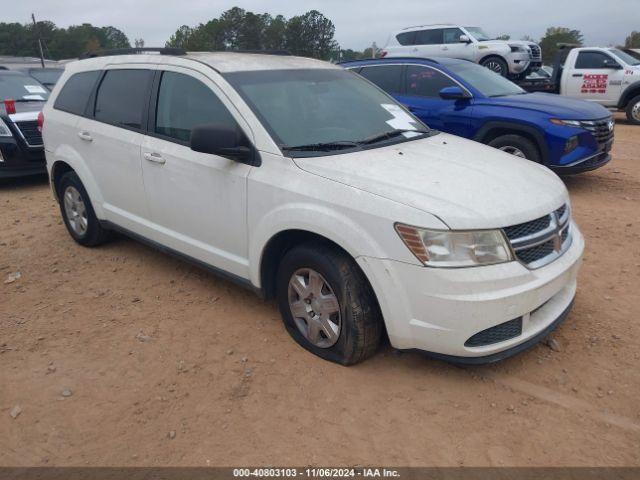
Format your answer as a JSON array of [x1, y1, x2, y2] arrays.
[[190, 124, 257, 165], [603, 60, 622, 69], [439, 86, 470, 100], [459, 34, 471, 43]]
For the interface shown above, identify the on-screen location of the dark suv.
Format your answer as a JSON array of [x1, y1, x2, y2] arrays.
[[0, 70, 47, 178]]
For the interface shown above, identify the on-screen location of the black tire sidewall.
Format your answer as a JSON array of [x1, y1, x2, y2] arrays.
[[57, 172, 102, 246], [488, 135, 541, 162], [276, 245, 366, 365]]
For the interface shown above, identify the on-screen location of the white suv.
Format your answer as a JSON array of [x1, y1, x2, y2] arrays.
[[42, 49, 583, 365], [383, 24, 542, 78]]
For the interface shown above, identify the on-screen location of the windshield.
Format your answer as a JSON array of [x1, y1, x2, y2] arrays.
[[609, 48, 640, 66], [0, 73, 49, 101], [225, 68, 428, 156], [447, 62, 525, 97], [28, 68, 64, 86], [464, 27, 492, 42]]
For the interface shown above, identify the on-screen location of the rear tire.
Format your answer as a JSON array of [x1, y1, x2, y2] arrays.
[[626, 95, 640, 125], [481, 56, 509, 77], [57, 171, 111, 247], [276, 242, 382, 365], [488, 134, 541, 162]]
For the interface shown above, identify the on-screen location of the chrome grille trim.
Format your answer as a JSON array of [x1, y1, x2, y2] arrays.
[[578, 117, 614, 147], [502, 204, 573, 269], [529, 44, 542, 60], [14, 120, 44, 147]]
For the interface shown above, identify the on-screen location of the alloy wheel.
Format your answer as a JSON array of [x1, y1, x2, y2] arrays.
[[287, 268, 341, 348], [63, 186, 88, 236], [498, 145, 527, 158]]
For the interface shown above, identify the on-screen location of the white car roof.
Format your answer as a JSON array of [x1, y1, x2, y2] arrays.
[[64, 51, 337, 74]]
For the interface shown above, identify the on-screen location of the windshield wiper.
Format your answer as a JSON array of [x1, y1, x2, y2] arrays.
[[281, 140, 360, 152], [13, 98, 46, 102], [358, 128, 429, 146]]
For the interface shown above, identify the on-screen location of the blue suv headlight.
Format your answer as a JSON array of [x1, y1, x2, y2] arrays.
[[550, 119, 582, 128]]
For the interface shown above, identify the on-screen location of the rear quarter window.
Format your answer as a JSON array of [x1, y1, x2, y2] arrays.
[[359, 65, 403, 94], [396, 32, 416, 46], [54, 71, 101, 115]]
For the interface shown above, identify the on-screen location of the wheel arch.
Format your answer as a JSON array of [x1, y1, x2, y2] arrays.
[[618, 81, 640, 109], [474, 121, 548, 164], [49, 146, 105, 218], [259, 229, 355, 300]]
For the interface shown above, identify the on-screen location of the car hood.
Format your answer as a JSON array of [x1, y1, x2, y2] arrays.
[[292, 133, 568, 230], [475, 92, 611, 119]]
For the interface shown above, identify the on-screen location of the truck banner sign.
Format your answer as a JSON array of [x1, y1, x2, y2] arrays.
[[581, 74, 608, 94]]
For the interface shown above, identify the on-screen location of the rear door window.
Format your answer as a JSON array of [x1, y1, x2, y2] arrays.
[[405, 66, 457, 97], [54, 71, 100, 115], [94, 69, 153, 130], [414, 29, 443, 45], [154, 71, 238, 143], [359, 65, 403, 94]]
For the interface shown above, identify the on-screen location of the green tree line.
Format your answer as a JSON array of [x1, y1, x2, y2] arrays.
[[165, 7, 340, 60], [1, 12, 639, 64], [0, 21, 130, 59]]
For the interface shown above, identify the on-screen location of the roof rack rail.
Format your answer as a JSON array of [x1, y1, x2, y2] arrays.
[[401, 23, 454, 30], [229, 49, 292, 56], [79, 47, 186, 59]]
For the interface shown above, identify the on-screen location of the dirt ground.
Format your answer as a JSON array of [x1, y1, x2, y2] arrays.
[[1, 112, 639, 467]]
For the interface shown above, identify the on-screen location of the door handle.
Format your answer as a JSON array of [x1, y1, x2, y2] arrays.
[[77, 131, 93, 142], [442, 46, 449, 50], [572, 73, 583, 77], [143, 152, 166, 165]]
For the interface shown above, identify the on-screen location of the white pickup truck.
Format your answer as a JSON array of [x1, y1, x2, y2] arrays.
[[548, 46, 640, 124]]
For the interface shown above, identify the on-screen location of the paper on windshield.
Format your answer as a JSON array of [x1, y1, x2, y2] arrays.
[[24, 85, 47, 94], [381, 104, 422, 137]]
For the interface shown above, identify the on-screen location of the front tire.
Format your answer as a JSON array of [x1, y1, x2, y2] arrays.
[[276, 242, 382, 365], [481, 56, 509, 77], [488, 134, 541, 162], [626, 95, 640, 125], [57, 171, 111, 247]]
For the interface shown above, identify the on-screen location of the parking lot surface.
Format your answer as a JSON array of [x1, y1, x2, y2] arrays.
[[1, 113, 639, 466]]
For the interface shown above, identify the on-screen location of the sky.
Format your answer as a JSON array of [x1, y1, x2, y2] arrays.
[[5, 0, 638, 50]]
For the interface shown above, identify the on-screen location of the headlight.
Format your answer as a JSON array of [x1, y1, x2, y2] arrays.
[[510, 45, 527, 53], [550, 119, 582, 128], [395, 224, 513, 267], [0, 117, 13, 137]]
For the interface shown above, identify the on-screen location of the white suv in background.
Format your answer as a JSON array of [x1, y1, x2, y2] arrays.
[[383, 24, 542, 78], [42, 49, 582, 365]]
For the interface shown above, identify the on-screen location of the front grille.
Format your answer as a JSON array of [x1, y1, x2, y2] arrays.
[[529, 44, 542, 60], [579, 117, 614, 147], [15, 121, 43, 147], [503, 215, 550, 239], [465, 317, 523, 347], [517, 239, 555, 264], [502, 204, 572, 269]]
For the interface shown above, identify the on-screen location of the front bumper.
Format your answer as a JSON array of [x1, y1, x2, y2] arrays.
[[357, 221, 584, 362], [0, 137, 46, 179], [552, 152, 611, 175], [507, 53, 531, 74]]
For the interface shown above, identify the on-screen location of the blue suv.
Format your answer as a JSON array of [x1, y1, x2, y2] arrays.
[[340, 58, 614, 174]]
